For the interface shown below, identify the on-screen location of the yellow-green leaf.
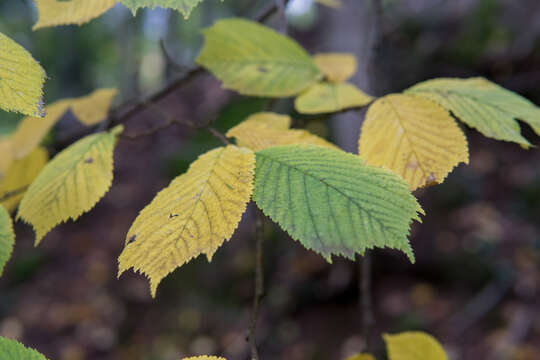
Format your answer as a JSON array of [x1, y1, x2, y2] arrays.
[[226, 112, 337, 151], [197, 18, 322, 97], [118, 145, 255, 297], [17, 126, 123, 244], [182, 357, 226, 360], [0, 205, 15, 276], [359, 94, 469, 190], [345, 354, 375, 360], [295, 82, 373, 114], [0, 32, 46, 117], [120, 0, 207, 19], [11, 88, 117, 159], [0, 336, 48, 360], [33, 0, 118, 30], [406, 77, 540, 146], [313, 53, 357, 83], [0, 148, 49, 213], [0, 138, 13, 181], [384, 332, 448, 360]]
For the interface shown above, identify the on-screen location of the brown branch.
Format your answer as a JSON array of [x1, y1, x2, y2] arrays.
[[54, 0, 288, 151], [274, 0, 288, 34], [247, 206, 265, 360]]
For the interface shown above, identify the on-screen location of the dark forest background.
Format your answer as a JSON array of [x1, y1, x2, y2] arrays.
[[1, 0, 540, 359]]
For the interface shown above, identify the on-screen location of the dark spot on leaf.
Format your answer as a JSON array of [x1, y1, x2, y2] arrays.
[[128, 234, 137, 244], [258, 66, 268, 73], [169, 213, 179, 219], [84, 158, 94, 164]]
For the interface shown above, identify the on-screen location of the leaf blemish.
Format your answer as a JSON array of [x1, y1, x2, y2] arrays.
[[258, 66, 268, 73], [128, 234, 137, 244], [84, 157, 94, 164], [168, 213, 179, 219]]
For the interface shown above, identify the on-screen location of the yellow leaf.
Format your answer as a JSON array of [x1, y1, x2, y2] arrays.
[[240, 112, 292, 130], [182, 357, 226, 360], [313, 53, 357, 83], [0, 32, 46, 117], [226, 112, 338, 151], [345, 354, 375, 360], [69, 88, 117, 126], [0, 205, 15, 276], [17, 126, 123, 244], [295, 82, 373, 114], [384, 332, 448, 360], [359, 94, 469, 191], [33, 0, 118, 30], [0, 147, 49, 213], [315, 0, 342, 8], [118, 145, 255, 297], [11, 88, 117, 159], [197, 19, 322, 97], [0, 139, 14, 181]]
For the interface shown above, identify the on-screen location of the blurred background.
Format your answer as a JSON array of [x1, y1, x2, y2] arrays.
[[1, 0, 540, 359]]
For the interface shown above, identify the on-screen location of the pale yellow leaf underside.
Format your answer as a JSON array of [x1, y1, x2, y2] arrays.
[[0, 32, 46, 117], [118, 145, 255, 297], [183, 357, 226, 360], [33, 0, 118, 30], [0, 147, 48, 212], [226, 112, 338, 152], [313, 53, 357, 83], [384, 332, 448, 360], [241, 112, 291, 130], [359, 94, 469, 190], [295, 82, 373, 114], [17, 126, 123, 244], [11, 88, 117, 159]]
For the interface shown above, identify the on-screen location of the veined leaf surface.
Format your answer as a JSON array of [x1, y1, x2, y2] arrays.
[[197, 19, 322, 97], [0, 148, 49, 212], [226, 112, 337, 151], [313, 53, 357, 83], [253, 145, 422, 262], [17, 126, 123, 244], [11, 88, 117, 159], [406, 77, 540, 146], [0, 32, 46, 117], [118, 145, 255, 297], [33, 0, 117, 29], [0, 337, 48, 360], [0, 206, 15, 276], [384, 332, 448, 360], [359, 94, 469, 190], [295, 82, 373, 114], [120, 0, 207, 18]]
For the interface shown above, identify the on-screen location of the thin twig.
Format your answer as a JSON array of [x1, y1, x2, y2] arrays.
[[247, 206, 265, 360], [274, 0, 288, 34], [359, 253, 374, 352]]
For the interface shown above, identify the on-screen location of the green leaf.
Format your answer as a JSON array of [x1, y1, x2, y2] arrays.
[[121, 0, 205, 18], [0, 336, 48, 360], [0, 32, 46, 117], [17, 126, 123, 244], [406, 77, 540, 146], [196, 18, 322, 97], [384, 332, 448, 360], [0, 206, 15, 276], [253, 145, 423, 262]]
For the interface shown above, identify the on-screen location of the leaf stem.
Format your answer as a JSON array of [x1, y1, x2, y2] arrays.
[[248, 206, 265, 360]]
